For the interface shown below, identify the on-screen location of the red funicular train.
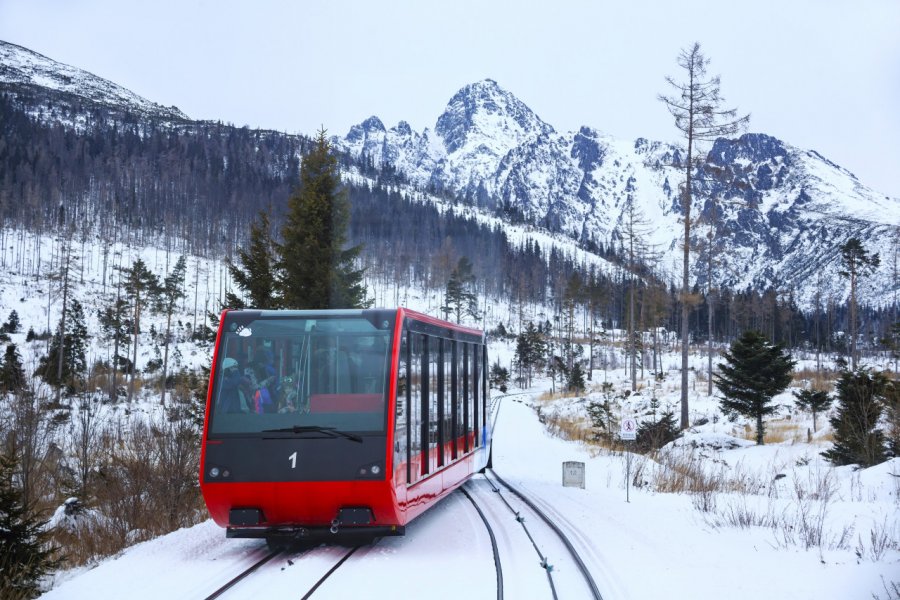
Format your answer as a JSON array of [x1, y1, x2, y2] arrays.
[[200, 308, 492, 547]]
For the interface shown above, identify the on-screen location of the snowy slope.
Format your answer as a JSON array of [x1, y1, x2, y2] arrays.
[[0, 39, 189, 122]]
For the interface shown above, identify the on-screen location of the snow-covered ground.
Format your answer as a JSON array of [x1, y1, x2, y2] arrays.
[[1, 228, 896, 599], [39, 380, 899, 599]]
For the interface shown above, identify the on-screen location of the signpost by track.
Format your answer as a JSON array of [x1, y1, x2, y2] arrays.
[[619, 417, 637, 502]]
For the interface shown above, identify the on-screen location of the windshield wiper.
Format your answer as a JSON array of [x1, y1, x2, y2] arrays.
[[262, 425, 363, 443]]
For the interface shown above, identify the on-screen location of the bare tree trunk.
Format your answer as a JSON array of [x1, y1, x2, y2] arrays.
[[161, 309, 172, 406], [111, 280, 122, 402], [128, 290, 141, 403], [680, 186, 691, 429], [55, 243, 71, 404]]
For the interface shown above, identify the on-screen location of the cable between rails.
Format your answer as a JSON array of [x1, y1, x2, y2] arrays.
[[480, 474, 559, 600], [460, 486, 504, 600], [486, 469, 604, 600]]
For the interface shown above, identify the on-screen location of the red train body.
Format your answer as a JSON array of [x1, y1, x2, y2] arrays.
[[199, 308, 491, 545]]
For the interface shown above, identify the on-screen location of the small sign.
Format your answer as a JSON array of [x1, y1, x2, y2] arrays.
[[620, 418, 637, 441], [562, 461, 585, 489]]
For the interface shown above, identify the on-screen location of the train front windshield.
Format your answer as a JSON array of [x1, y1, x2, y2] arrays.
[[208, 313, 392, 436]]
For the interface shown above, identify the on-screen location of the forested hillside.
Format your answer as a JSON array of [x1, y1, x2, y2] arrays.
[[2, 87, 898, 352]]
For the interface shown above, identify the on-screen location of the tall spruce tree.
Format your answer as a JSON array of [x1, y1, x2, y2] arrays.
[[226, 210, 280, 309], [714, 330, 795, 444], [159, 255, 187, 405], [122, 258, 162, 403], [278, 130, 368, 309], [1, 344, 27, 394], [97, 281, 131, 402], [513, 322, 546, 388], [659, 42, 749, 429], [822, 369, 889, 467], [839, 237, 879, 369], [0, 450, 60, 599], [37, 299, 88, 394], [443, 257, 479, 324]]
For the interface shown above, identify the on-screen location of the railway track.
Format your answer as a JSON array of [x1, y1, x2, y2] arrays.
[[465, 469, 604, 600], [203, 548, 283, 600], [201, 544, 362, 600]]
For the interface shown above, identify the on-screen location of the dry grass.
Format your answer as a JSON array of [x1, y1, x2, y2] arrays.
[[535, 389, 583, 403], [792, 367, 837, 392], [541, 413, 595, 443], [734, 419, 817, 445]]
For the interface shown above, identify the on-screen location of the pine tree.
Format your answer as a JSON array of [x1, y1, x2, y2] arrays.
[[792, 388, 832, 433], [226, 210, 280, 309], [489, 361, 510, 393], [822, 369, 889, 467], [513, 322, 546, 388], [122, 258, 162, 402], [36, 299, 88, 394], [159, 255, 187, 405], [839, 238, 880, 369], [1, 310, 20, 334], [635, 411, 680, 453], [0, 344, 27, 394], [587, 382, 618, 443], [278, 130, 368, 309], [443, 257, 479, 324], [566, 361, 586, 393], [97, 283, 131, 402], [714, 330, 795, 444], [881, 379, 900, 459], [0, 451, 60, 599]]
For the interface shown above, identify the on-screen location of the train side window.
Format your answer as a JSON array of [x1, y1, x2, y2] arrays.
[[482, 344, 489, 437], [428, 336, 439, 474], [396, 332, 409, 485], [409, 332, 422, 482], [421, 335, 430, 477], [436, 338, 445, 468], [473, 345, 480, 448], [462, 342, 470, 453], [450, 339, 459, 461]]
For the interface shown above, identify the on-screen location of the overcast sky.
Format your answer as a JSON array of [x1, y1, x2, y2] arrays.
[[2, 0, 898, 198]]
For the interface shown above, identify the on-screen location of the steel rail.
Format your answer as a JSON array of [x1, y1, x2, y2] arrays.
[[485, 469, 604, 600], [299, 546, 361, 600], [460, 487, 504, 600], [203, 549, 282, 600]]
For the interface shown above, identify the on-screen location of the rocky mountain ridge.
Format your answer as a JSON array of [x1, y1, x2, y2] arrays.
[[334, 79, 900, 308]]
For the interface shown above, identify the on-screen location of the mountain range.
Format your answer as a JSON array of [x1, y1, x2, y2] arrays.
[[334, 78, 900, 309], [1, 39, 898, 310]]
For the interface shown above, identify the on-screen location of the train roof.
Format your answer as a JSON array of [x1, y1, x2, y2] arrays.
[[222, 307, 485, 338]]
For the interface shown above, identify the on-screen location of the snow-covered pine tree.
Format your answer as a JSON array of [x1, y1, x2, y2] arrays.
[[822, 369, 889, 467], [278, 129, 368, 310], [714, 330, 795, 444], [226, 210, 280, 309]]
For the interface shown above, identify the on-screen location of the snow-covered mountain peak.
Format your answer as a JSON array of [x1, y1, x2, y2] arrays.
[[0, 39, 189, 121], [435, 78, 554, 155]]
